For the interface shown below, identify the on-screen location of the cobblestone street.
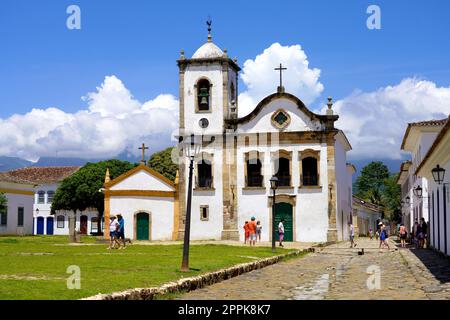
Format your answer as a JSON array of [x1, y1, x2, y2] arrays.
[[177, 238, 450, 300]]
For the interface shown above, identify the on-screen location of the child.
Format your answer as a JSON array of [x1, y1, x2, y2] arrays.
[[369, 228, 373, 240], [256, 221, 262, 242], [243, 221, 250, 244]]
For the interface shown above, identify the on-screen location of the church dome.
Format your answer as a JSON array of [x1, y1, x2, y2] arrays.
[[192, 41, 224, 59]]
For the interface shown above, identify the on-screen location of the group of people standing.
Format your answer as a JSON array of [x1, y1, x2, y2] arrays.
[[108, 214, 126, 250], [243, 218, 286, 247]]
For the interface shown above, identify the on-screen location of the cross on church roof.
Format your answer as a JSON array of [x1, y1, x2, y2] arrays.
[[274, 63, 287, 93], [206, 16, 212, 42], [138, 143, 149, 165]]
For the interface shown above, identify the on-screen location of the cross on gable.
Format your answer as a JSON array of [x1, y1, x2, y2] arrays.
[[274, 63, 287, 93], [138, 143, 149, 164]]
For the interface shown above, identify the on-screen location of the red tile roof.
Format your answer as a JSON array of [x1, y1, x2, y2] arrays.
[[0, 166, 80, 185]]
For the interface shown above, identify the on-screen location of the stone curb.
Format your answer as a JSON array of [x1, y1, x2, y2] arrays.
[[82, 247, 314, 300]]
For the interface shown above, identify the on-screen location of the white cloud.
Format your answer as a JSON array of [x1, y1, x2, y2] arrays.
[[238, 43, 324, 117], [324, 78, 450, 160], [0, 76, 179, 161]]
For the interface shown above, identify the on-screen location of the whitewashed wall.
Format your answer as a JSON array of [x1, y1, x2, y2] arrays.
[[109, 196, 174, 241], [183, 65, 225, 136], [0, 192, 34, 235], [237, 98, 323, 134], [236, 143, 329, 243]]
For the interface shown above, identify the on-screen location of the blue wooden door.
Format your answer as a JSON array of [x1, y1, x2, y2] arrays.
[[46, 217, 54, 235], [36, 217, 44, 235]]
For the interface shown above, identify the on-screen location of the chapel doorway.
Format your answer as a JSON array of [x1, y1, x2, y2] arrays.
[[136, 212, 150, 240], [80, 215, 88, 235], [273, 202, 293, 242], [46, 217, 54, 235]]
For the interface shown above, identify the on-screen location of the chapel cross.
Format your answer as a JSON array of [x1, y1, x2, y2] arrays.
[[138, 143, 149, 164], [274, 63, 287, 92]]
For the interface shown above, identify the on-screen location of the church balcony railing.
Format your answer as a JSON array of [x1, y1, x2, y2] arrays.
[[246, 175, 264, 188], [301, 174, 319, 187], [275, 175, 291, 187], [196, 176, 214, 189]]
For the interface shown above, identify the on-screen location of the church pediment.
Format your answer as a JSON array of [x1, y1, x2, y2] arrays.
[[228, 92, 338, 133], [105, 164, 175, 192]]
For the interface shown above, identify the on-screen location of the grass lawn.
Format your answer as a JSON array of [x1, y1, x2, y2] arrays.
[[0, 236, 295, 300]]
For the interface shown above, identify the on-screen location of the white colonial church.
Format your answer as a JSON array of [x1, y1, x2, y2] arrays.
[[104, 30, 354, 243]]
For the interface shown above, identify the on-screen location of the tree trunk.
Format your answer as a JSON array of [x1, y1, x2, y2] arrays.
[[68, 210, 77, 243]]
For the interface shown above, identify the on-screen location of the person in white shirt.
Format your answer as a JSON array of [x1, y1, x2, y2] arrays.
[[349, 222, 357, 248], [278, 219, 285, 247], [108, 216, 120, 250]]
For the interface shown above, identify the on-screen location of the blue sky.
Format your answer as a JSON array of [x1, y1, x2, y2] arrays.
[[1, 0, 449, 116], [0, 0, 449, 161]]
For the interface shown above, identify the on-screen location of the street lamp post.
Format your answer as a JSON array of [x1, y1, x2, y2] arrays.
[[181, 134, 201, 272], [270, 176, 278, 253]]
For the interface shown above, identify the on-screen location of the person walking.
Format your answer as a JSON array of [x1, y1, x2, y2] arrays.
[[256, 220, 262, 242], [248, 217, 257, 246], [399, 223, 407, 248], [379, 223, 390, 251], [420, 218, 428, 248], [412, 220, 418, 246], [107, 215, 120, 250], [278, 219, 285, 247], [116, 214, 126, 249], [369, 228, 373, 240], [416, 221, 424, 249], [349, 222, 357, 248], [243, 221, 250, 244]]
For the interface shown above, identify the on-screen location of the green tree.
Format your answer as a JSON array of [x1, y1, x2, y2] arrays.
[[148, 147, 178, 181], [354, 161, 390, 205], [51, 159, 136, 242], [0, 192, 7, 218]]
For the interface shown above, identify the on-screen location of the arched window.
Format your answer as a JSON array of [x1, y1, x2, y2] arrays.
[[246, 158, 263, 187], [230, 82, 236, 103], [197, 159, 213, 188], [47, 191, 55, 204], [197, 79, 211, 111], [302, 157, 318, 186], [275, 157, 291, 187], [37, 191, 45, 204]]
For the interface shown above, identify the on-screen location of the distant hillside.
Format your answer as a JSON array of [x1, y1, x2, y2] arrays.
[[0, 156, 33, 172]]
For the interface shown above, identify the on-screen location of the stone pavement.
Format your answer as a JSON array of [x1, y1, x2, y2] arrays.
[[176, 238, 450, 300]]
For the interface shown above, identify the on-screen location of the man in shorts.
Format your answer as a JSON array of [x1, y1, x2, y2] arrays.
[[349, 221, 357, 248], [248, 217, 257, 246]]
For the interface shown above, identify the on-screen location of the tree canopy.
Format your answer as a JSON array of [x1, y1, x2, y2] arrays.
[[51, 159, 137, 216], [354, 161, 401, 222], [148, 147, 178, 182], [0, 193, 7, 216]]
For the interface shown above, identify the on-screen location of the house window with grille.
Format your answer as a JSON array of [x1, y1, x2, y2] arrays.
[[200, 206, 209, 221]]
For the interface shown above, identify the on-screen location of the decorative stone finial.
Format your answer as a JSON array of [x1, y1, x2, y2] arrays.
[[233, 57, 238, 63], [326, 96, 334, 115], [104, 168, 110, 184], [223, 48, 228, 57], [180, 50, 185, 59]]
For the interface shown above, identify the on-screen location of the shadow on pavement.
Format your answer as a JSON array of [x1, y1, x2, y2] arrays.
[[394, 237, 450, 284]]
